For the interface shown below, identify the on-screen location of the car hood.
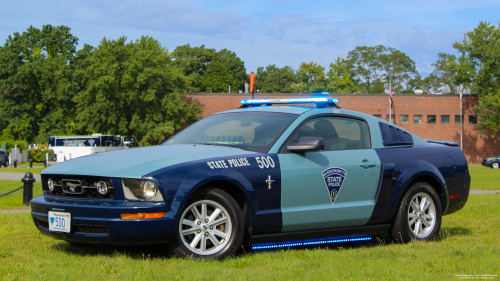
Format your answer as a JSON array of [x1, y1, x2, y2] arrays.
[[41, 145, 257, 178]]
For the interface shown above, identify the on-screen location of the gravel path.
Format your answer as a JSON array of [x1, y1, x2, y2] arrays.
[[470, 190, 500, 194], [0, 173, 41, 181], [0, 209, 30, 215]]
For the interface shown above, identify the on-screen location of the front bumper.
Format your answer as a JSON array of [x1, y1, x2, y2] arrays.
[[30, 196, 177, 245], [482, 159, 493, 167]]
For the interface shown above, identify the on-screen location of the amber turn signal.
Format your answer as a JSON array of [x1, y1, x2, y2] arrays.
[[120, 212, 166, 219]]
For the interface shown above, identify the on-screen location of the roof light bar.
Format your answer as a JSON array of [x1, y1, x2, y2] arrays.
[[241, 97, 339, 105]]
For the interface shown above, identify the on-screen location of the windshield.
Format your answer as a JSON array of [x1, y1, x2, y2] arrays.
[[163, 112, 298, 153]]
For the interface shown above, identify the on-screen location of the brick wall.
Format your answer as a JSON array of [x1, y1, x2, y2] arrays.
[[187, 93, 499, 164]]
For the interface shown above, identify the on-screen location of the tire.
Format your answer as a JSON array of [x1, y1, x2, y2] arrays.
[[390, 182, 442, 243], [491, 162, 499, 169], [167, 187, 245, 259]]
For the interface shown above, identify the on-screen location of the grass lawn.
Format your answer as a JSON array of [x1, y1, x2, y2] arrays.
[[0, 180, 43, 210], [469, 165, 500, 190], [0, 194, 498, 280], [0, 166, 46, 174]]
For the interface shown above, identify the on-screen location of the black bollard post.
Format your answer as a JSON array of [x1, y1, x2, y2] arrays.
[[14, 160, 17, 168], [30, 158, 33, 168], [44, 159, 47, 167], [22, 172, 36, 206]]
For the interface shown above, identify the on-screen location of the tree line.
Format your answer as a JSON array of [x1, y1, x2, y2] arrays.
[[0, 22, 499, 145]]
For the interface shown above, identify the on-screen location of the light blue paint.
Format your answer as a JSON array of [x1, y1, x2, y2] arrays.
[[279, 149, 381, 232], [269, 107, 429, 153], [41, 145, 257, 178]]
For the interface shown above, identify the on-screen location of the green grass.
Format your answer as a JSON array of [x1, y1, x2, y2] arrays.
[[0, 194, 498, 280], [469, 165, 500, 190], [0, 180, 43, 210], [0, 166, 47, 174]]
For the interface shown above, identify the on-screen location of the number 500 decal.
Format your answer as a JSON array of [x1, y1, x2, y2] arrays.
[[255, 156, 275, 169]]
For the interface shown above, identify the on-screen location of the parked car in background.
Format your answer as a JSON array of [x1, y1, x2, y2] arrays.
[[0, 150, 9, 167], [482, 156, 500, 169], [31, 97, 470, 259]]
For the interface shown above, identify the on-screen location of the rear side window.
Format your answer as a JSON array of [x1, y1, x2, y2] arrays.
[[379, 122, 413, 146]]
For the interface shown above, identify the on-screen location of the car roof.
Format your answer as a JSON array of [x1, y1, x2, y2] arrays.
[[215, 106, 313, 115], [214, 105, 376, 119]]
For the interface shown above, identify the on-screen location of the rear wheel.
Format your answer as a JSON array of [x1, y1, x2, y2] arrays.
[[491, 162, 499, 169], [390, 182, 442, 243], [167, 187, 245, 259]]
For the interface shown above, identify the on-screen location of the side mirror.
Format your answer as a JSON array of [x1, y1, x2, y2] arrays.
[[287, 137, 325, 152]]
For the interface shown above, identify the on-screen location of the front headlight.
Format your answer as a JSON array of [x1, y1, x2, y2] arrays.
[[487, 158, 493, 161], [121, 178, 164, 202]]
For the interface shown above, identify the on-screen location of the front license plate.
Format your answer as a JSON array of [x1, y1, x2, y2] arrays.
[[48, 211, 71, 233]]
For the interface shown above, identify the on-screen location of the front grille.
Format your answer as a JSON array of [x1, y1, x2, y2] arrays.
[[42, 174, 115, 200], [36, 219, 109, 235], [76, 225, 109, 235]]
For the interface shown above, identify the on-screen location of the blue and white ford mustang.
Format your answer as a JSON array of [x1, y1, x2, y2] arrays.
[[31, 98, 470, 259]]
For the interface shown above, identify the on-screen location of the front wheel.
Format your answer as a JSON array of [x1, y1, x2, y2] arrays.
[[491, 162, 499, 169], [390, 182, 442, 243], [167, 187, 245, 259]]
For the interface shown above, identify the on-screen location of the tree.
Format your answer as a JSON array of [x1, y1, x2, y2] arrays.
[[326, 57, 357, 93], [199, 61, 234, 92], [429, 53, 460, 94], [346, 45, 419, 94], [0, 24, 79, 143], [453, 21, 500, 137], [296, 62, 326, 93], [346, 45, 386, 93], [453, 21, 500, 97], [254, 64, 297, 93], [380, 48, 419, 93], [213, 49, 247, 92], [74, 36, 202, 145], [173, 44, 247, 92], [172, 44, 216, 92]]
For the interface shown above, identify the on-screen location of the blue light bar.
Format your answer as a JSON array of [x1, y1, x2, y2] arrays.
[[240, 97, 339, 105], [251, 234, 371, 250]]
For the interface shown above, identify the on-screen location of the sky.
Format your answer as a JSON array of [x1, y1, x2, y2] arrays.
[[1, 0, 498, 76]]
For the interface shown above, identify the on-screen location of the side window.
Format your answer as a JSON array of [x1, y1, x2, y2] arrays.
[[287, 117, 370, 151], [379, 122, 413, 146]]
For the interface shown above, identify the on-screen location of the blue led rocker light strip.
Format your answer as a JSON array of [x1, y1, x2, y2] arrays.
[[239, 97, 340, 108], [251, 234, 372, 250]]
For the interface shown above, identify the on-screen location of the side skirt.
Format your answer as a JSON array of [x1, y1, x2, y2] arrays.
[[249, 224, 391, 245]]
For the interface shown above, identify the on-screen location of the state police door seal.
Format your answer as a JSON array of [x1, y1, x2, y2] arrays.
[[322, 167, 347, 204]]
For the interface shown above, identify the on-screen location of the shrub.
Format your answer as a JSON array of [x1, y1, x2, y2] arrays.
[[28, 144, 53, 162], [1, 140, 28, 153]]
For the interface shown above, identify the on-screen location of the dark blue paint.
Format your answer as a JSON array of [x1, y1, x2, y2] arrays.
[[32, 153, 283, 244], [367, 144, 470, 225], [30, 196, 174, 245], [144, 154, 282, 235]]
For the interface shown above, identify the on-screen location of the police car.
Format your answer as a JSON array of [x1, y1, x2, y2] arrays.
[[31, 97, 470, 259]]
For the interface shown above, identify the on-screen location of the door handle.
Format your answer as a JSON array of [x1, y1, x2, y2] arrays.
[[359, 161, 377, 168]]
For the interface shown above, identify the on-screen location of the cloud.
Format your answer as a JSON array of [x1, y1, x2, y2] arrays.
[[0, 0, 495, 77]]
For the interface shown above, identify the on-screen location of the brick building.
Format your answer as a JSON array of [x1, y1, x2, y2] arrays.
[[186, 93, 500, 164]]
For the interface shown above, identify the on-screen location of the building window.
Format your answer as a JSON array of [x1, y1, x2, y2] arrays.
[[373, 114, 382, 119], [387, 115, 395, 124], [427, 115, 436, 124], [469, 115, 477, 124], [455, 115, 464, 124], [414, 115, 423, 124], [441, 115, 450, 124], [400, 115, 409, 124]]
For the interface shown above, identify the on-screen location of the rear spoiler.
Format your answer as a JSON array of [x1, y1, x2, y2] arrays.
[[425, 139, 459, 147]]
